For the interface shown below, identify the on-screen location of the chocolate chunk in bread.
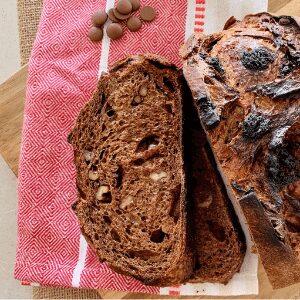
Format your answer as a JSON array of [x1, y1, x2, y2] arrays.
[[182, 12, 300, 289], [183, 86, 246, 284], [68, 54, 194, 286]]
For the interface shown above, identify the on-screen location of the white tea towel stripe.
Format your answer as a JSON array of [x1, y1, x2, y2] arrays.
[[72, 234, 88, 288], [98, 0, 115, 77], [185, 0, 196, 40]]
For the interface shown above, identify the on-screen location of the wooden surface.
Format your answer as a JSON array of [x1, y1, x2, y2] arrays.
[[0, 65, 27, 175], [1, 1, 300, 298]]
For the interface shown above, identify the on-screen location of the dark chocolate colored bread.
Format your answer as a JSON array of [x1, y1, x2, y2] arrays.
[[68, 54, 194, 286], [181, 12, 300, 289], [183, 90, 246, 284]]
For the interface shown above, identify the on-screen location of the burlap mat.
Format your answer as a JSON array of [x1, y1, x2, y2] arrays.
[[32, 287, 101, 299], [17, 0, 43, 65]]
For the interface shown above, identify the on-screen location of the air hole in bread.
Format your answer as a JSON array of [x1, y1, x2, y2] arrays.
[[105, 103, 115, 118], [207, 221, 226, 242], [96, 94, 107, 115], [128, 249, 159, 260], [163, 77, 175, 91], [94, 233, 99, 240], [102, 123, 106, 132], [111, 229, 121, 242], [163, 104, 173, 114], [133, 158, 145, 166], [90, 164, 97, 171], [169, 184, 181, 223], [103, 215, 111, 224], [107, 109, 115, 118], [99, 149, 105, 160], [90, 217, 95, 224], [101, 93, 106, 105], [136, 135, 159, 152], [99, 191, 112, 204], [150, 228, 166, 243], [115, 165, 123, 188]]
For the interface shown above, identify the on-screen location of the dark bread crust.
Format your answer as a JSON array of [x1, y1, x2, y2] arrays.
[[69, 54, 194, 286], [183, 85, 246, 284], [181, 12, 300, 289]]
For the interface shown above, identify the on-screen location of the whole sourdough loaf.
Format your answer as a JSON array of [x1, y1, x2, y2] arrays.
[[181, 12, 300, 289], [68, 54, 194, 286]]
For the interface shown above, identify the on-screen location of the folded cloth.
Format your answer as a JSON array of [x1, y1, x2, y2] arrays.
[[15, 0, 267, 295]]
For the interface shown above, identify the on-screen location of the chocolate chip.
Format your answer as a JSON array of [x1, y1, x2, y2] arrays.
[[127, 16, 142, 32], [91, 10, 108, 27], [106, 23, 123, 40], [267, 145, 300, 189], [195, 96, 220, 128], [107, 8, 119, 22], [208, 57, 224, 74], [140, 6, 156, 22], [241, 47, 275, 71], [116, 0, 132, 14], [129, 0, 140, 11], [113, 8, 131, 20], [88, 26, 103, 42], [242, 113, 270, 140]]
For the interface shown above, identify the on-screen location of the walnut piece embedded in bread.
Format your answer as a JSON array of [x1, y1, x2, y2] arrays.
[[182, 12, 300, 289], [68, 54, 194, 286]]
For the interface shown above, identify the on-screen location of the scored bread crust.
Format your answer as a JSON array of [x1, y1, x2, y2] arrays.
[[181, 12, 300, 289], [68, 54, 194, 286]]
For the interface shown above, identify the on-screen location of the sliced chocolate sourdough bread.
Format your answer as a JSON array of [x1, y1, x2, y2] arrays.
[[68, 54, 194, 286], [183, 89, 246, 284], [181, 12, 300, 289]]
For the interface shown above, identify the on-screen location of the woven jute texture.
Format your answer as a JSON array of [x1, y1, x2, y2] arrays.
[[32, 287, 102, 299], [17, 0, 43, 65]]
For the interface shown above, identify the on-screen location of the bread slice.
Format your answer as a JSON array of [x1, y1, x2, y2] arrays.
[[68, 54, 194, 286], [183, 89, 246, 284], [181, 12, 300, 289]]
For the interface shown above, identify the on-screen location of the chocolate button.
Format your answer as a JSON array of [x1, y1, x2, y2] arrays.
[[129, 0, 140, 11], [116, 0, 132, 14], [91, 10, 108, 26], [108, 8, 119, 22], [106, 23, 123, 40], [113, 8, 131, 20], [140, 6, 156, 22], [88, 26, 103, 42], [127, 16, 142, 32]]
